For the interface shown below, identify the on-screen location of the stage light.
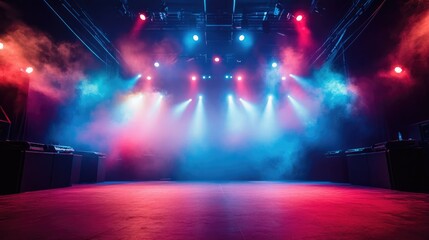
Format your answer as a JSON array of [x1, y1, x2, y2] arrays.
[[228, 94, 233, 101], [214, 57, 220, 62], [137, 74, 142, 78], [193, 34, 199, 41], [237, 76, 242, 81], [225, 75, 229, 79], [271, 62, 278, 68], [154, 62, 160, 68], [199, 95, 203, 100], [394, 66, 403, 74], [239, 34, 245, 41], [146, 76, 152, 80], [25, 67, 33, 74], [139, 13, 147, 21], [0, 42, 3, 50], [202, 75, 206, 79], [191, 76, 197, 81], [268, 95, 273, 101], [296, 15, 303, 22], [281, 76, 286, 81], [208, 76, 212, 79]]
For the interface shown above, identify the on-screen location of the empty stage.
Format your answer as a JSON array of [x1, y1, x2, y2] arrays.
[[1, 181, 429, 240]]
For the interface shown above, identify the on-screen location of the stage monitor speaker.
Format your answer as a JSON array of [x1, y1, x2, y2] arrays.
[[0, 106, 11, 141], [420, 121, 429, 142]]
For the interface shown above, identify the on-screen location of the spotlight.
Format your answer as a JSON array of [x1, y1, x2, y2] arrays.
[[228, 94, 233, 100], [0, 42, 3, 50], [146, 76, 152, 80], [202, 75, 206, 79], [237, 76, 242, 81], [137, 74, 142, 78], [139, 13, 147, 21], [191, 76, 197, 81], [268, 95, 273, 101], [193, 35, 199, 41], [214, 57, 220, 63], [199, 95, 203, 100], [154, 62, 160, 67], [296, 15, 303, 22], [281, 76, 286, 81], [394, 66, 403, 74], [25, 67, 33, 74], [208, 76, 212, 79], [239, 34, 245, 41], [225, 75, 229, 79], [271, 62, 278, 68]]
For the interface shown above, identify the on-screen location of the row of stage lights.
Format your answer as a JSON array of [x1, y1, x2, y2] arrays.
[[135, 73, 291, 82], [0, 41, 405, 76], [138, 13, 304, 24], [130, 93, 281, 102]]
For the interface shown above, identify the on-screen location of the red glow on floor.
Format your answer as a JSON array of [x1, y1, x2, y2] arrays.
[[1, 182, 428, 239]]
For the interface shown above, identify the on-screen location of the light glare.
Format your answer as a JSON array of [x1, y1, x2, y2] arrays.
[[25, 67, 33, 74], [394, 66, 403, 74]]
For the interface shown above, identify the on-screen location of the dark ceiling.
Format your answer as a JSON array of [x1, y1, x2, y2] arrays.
[[3, 0, 389, 70]]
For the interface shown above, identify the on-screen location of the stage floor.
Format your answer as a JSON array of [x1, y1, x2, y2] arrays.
[[1, 181, 429, 239]]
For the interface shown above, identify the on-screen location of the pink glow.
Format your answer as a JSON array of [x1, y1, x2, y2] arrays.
[[394, 66, 403, 74]]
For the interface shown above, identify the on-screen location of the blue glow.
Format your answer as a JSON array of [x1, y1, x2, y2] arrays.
[[199, 95, 203, 100], [289, 74, 312, 89], [193, 34, 199, 41], [172, 99, 192, 118], [79, 80, 100, 96], [271, 62, 278, 68], [239, 98, 258, 124], [260, 94, 278, 139], [124, 74, 143, 89], [239, 34, 245, 41], [226, 94, 243, 133], [190, 95, 205, 139], [287, 95, 308, 120]]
